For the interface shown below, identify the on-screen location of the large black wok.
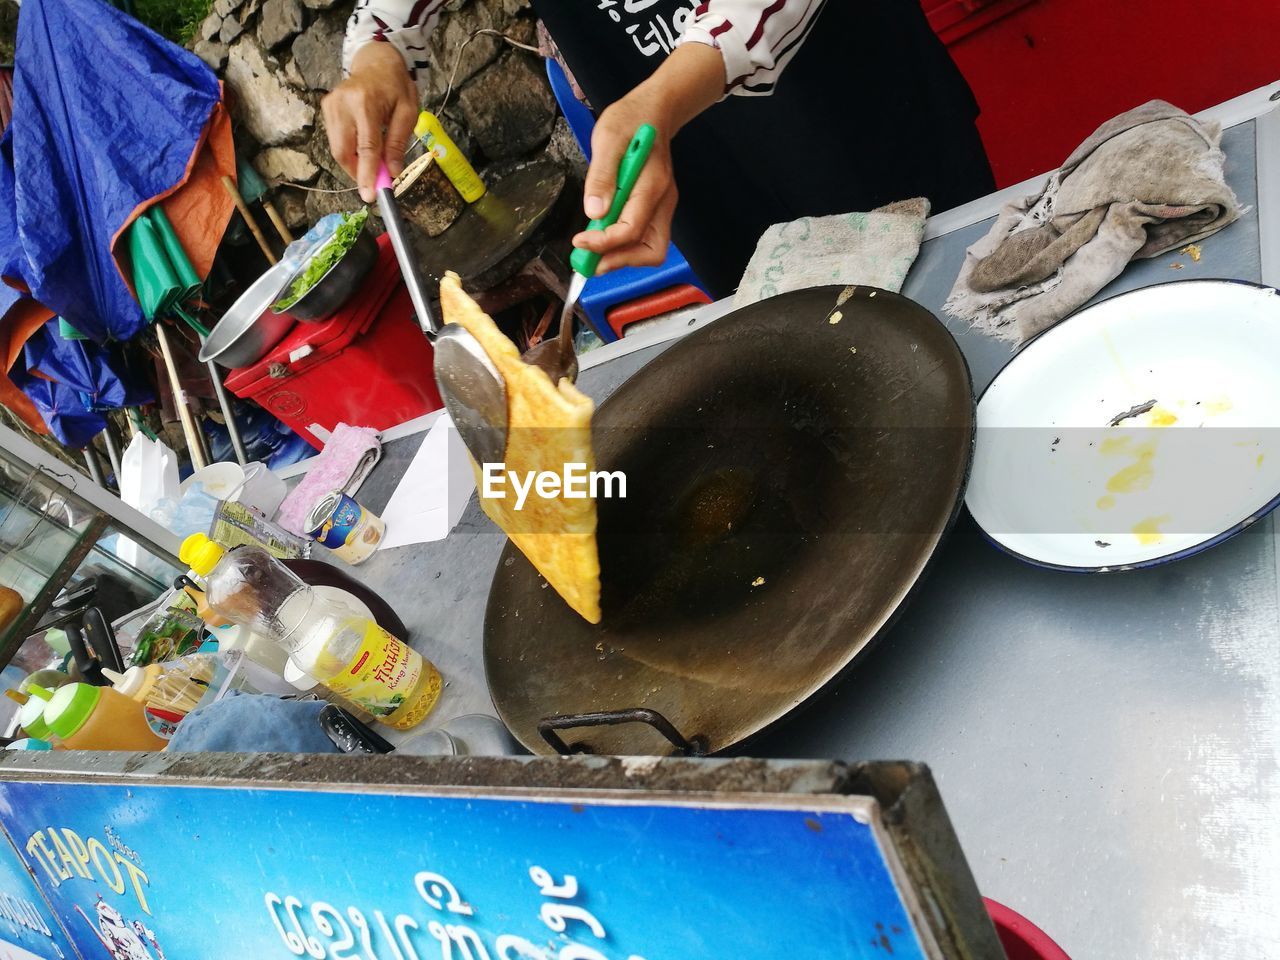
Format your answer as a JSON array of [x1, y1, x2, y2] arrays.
[[484, 285, 973, 755]]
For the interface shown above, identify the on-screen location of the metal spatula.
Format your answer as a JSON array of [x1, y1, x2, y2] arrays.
[[524, 124, 657, 385], [376, 164, 508, 465]]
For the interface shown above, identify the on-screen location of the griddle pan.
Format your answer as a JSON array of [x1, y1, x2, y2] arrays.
[[484, 285, 974, 756]]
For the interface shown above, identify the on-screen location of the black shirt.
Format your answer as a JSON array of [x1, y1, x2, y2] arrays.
[[533, 0, 994, 297]]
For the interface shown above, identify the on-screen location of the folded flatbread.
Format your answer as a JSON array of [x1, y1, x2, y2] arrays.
[[439, 272, 602, 623]]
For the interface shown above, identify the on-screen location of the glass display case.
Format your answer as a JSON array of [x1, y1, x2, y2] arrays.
[[0, 440, 182, 732]]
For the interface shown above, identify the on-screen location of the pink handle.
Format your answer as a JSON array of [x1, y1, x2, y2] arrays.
[[375, 163, 393, 192]]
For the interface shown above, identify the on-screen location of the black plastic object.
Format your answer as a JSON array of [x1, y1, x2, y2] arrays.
[[61, 606, 124, 686], [318, 704, 395, 754]]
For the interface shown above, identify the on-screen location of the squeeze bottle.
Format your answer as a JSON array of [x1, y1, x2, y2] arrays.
[[17, 684, 54, 742], [42, 683, 170, 750], [415, 111, 486, 202], [102, 655, 217, 716]]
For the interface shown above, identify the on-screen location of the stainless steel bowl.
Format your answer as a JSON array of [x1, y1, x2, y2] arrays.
[[271, 227, 378, 323], [199, 260, 297, 369]]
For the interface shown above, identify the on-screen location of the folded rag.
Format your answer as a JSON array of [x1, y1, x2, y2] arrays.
[[946, 100, 1242, 344], [733, 198, 930, 309], [276, 423, 381, 535]]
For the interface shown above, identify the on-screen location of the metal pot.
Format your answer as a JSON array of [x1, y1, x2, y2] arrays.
[[272, 228, 378, 323], [199, 260, 296, 369]]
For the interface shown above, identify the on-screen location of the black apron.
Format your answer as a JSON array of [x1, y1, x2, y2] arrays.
[[533, 0, 995, 297]]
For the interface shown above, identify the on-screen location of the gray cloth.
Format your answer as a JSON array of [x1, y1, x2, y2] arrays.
[[945, 101, 1242, 343], [166, 691, 340, 754], [734, 198, 930, 309]]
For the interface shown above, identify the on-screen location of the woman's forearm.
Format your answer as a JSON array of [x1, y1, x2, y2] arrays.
[[633, 42, 728, 135]]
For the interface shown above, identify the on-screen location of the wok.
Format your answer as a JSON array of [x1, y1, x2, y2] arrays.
[[484, 285, 974, 756]]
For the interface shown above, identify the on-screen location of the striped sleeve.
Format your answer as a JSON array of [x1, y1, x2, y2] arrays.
[[678, 0, 827, 97], [342, 0, 449, 96]]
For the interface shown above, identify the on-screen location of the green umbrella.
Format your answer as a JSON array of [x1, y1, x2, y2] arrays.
[[127, 207, 208, 336], [126, 206, 249, 466]]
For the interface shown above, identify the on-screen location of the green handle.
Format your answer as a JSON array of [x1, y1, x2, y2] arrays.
[[569, 124, 658, 278]]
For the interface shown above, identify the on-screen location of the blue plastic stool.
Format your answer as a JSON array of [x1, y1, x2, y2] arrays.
[[545, 58, 707, 343]]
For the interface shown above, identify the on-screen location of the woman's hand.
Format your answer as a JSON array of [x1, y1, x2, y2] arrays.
[[572, 43, 725, 273], [321, 43, 419, 203]]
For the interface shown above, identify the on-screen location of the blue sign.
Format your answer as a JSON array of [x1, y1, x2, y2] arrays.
[[0, 832, 74, 960], [0, 780, 928, 959]]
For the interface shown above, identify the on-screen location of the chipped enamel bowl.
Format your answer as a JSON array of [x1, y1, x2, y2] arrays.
[[967, 279, 1280, 571]]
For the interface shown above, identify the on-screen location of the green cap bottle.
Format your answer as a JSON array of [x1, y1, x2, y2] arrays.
[[43, 683, 103, 741], [17, 685, 54, 741]]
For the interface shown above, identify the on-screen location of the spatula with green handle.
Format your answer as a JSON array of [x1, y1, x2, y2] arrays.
[[524, 124, 657, 384]]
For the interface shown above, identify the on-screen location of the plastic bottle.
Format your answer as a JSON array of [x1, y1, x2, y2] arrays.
[[181, 534, 441, 730], [415, 111, 486, 202], [209, 624, 289, 676], [5, 738, 52, 751], [17, 685, 54, 742], [42, 683, 170, 750]]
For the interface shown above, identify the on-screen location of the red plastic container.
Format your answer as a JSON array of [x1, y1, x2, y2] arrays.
[[226, 235, 443, 449], [984, 898, 1071, 960]]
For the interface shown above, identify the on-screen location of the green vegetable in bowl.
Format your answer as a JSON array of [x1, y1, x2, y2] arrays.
[[274, 209, 370, 311]]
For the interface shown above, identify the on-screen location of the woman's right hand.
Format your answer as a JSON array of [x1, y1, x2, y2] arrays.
[[321, 43, 420, 203]]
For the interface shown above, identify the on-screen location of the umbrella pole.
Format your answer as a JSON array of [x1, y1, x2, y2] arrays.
[[154, 322, 208, 470], [100, 425, 123, 480], [220, 176, 277, 265], [262, 200, 295, 246], [203, 348, 248, 466], [82, 446, 106, 488]]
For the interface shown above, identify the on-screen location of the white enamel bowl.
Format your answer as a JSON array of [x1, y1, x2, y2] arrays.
[[967, 280, 1280, 571]]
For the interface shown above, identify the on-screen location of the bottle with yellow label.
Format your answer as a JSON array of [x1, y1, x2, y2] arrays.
[[415, 111, 486, 202], [181, 533, 442, 730], [272, 590, 442, 730]]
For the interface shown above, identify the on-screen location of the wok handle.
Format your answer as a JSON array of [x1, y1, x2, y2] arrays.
[[537, 708, 709, 757]]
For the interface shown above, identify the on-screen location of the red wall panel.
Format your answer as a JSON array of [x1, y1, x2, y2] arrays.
[[937, 0, 1280, 186]]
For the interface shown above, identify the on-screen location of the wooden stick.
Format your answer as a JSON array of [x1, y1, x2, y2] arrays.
[[220, 175, 277, 265], [154, 322, 208, 470], [261, 199, 295, 246]]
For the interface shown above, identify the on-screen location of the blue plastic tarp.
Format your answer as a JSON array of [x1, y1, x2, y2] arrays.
[[0, 0, 222, 344], [11, 320, 155, 447]]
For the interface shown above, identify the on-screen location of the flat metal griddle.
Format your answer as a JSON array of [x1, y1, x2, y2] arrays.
[[484, 285, 974, 756]]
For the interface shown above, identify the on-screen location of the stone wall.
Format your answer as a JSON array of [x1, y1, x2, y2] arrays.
[[190, 0, 584, 233]]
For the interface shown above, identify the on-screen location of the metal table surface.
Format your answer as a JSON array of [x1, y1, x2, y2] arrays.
[[330, 96, 1280, 959]]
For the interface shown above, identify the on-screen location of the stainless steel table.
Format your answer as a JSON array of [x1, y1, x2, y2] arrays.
[[329, 87, 1280, 959]]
